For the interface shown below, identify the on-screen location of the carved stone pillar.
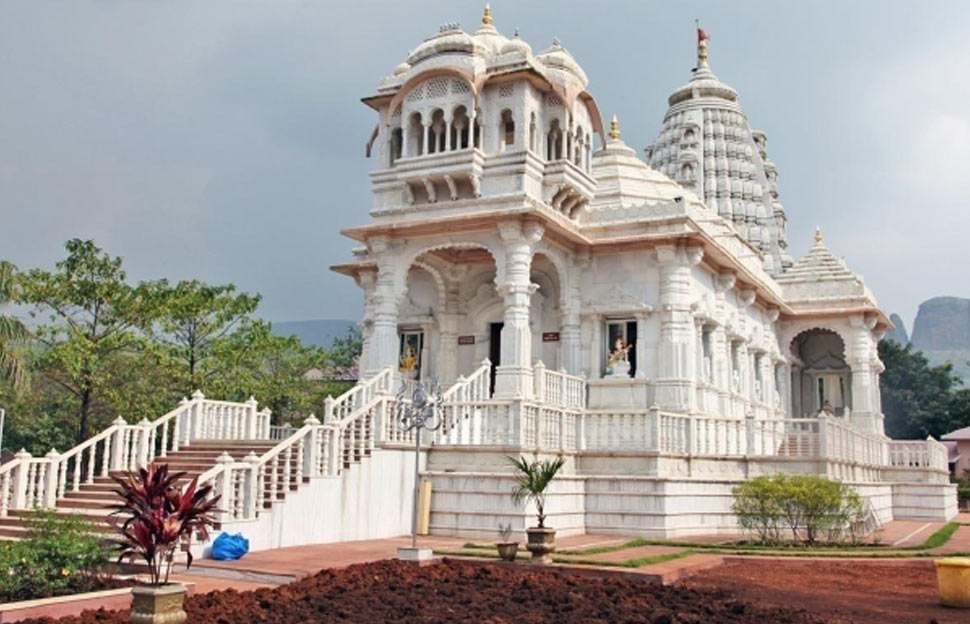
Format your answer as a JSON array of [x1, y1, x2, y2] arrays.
[[366, 237, 402, 375], [437, 270, 463, 386], [634, 311, 650, 380], [654, 244, 704, 412], [848, 315, 880, 433], [493, 221, 544, 399], [560, 309, 581, 376], [355, 269, 377, 375]]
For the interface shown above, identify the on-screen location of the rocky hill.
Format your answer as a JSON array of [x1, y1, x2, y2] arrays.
[[902, 297, 970, 383]]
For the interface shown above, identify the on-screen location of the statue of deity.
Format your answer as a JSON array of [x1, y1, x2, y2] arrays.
[[399, 344, 419, 379], [604, 337, 633, 378]]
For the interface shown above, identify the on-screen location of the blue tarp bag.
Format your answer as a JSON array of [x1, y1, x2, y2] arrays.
[[211, 533, 249, 561]]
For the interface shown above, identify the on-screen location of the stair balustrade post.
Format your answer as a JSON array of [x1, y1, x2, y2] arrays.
[[43, 449, 60, 508], [136, 419, 152, 469], [243, 452, 261, 519], [245, 397, 259, 439], [11, 449, 31, 510], [648, 404, 661, 453], [304, 415, 321, 478], [110, 418, 128, 472], [191, 390, 205, 442], [174, 397, 189, 452], [215, 453, 235, 521], [324, 396, 335, 424], [532, 361, 546, 403]]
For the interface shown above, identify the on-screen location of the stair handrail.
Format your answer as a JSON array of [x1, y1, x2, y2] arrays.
[[324, 367, 394, 423], [442, 359, 491, 403]]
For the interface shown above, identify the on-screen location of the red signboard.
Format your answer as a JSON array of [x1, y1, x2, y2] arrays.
[[457, 335, 475, 345], [542, 332, 560, 342]]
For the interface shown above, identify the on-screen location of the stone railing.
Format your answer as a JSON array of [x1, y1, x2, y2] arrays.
[[0, 393, 272, 516], [202, 368, 399, 523], [532, 362, 586, 410], [888, 438, 948, 472]]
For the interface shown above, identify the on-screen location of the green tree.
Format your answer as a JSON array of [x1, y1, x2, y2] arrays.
[[329, 326, 362, 369], [206, 320, 335, 424], [155, 279, 260, 392], [0, 261, 30, 391], [879, 339, 964, 439], [17, 240, 166, 443]]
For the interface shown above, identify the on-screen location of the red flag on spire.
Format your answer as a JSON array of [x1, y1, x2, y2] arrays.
[[697, 27, 709, 43]]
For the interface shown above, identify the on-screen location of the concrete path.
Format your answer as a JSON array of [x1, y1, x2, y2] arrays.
[[184, 533, 626, 581]]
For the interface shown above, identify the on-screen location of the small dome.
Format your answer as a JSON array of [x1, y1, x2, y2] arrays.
[[407, 27, 482, 66], [500, 31, 532, 57], [536, 39, 588, 86], [393, 62, 410, 76]]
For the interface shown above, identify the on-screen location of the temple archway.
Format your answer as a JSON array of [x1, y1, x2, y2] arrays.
[[789, 328, 851, 418]]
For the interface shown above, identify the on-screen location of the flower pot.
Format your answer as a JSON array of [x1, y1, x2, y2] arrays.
[[936, 557, 970, 608], [525, 527, 556, 565], [130, 584, 187, 624], [496, 542, 519, 562]]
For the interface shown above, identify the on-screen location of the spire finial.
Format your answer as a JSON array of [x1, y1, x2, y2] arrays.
[[482, 3, 493, 25], [696, 20, 709, 68], [609, 114, 621, 140], [814, 227, 823, 245]]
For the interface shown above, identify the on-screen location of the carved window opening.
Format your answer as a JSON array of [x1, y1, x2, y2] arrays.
[[451, 105, 470, 150], [408, 112, 424, 157], [546, 119, 563, 160], [603, 320, 637, 379], [529, 112, 537, 153], [500, 109, 515, 152], [427, 109, 445, 154], [389, 127, 403, 166]]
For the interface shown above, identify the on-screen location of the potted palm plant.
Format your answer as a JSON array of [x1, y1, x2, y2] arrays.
[[507, 455, 565, 565], [110, 464, 220, 624], [495, 523, 519, 562]]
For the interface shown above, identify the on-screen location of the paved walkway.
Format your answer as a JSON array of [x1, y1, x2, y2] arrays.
[[172, 517, 970, 595], [185, 534, 626, 582]]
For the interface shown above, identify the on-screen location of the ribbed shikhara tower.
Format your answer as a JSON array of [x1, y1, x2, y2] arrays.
[[646, 29, 792, 275]]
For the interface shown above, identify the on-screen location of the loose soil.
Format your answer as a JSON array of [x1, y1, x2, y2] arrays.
[[683, 558, 959, 624], [17, 558, 823, 623]]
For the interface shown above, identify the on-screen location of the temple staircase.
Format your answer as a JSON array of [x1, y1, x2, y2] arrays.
[[0, 369, 398, 546]]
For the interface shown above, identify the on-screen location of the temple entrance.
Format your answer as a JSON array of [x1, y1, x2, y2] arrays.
[[789, 328, 851, 418], [489, 322, 503, 395]]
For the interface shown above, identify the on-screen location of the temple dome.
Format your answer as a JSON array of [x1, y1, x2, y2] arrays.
[[645, 30, 790, 275], [776, 229, 879, 312], [535, 39, 588, 87], [406, 27, 484, 66], [500, 31, 532, 57], [590, 116, 698, 210]]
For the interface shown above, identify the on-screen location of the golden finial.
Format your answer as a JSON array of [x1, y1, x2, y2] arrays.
[[482, 3, 493, 25], [609, 114, 621, 140], [814, 227, 823, 245]]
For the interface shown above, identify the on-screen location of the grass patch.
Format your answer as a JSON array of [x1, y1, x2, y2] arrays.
[[916, 522, 959, 549], [435, 547, 695, 569]]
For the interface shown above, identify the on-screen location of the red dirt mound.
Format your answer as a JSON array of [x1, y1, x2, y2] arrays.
[[18, 558, 826, 624]]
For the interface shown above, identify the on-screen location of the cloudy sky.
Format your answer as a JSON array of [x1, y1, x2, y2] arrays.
[[2, 1, 968, 332]]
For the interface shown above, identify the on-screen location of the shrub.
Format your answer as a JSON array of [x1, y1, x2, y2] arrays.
[[732, 476, 783, 544], [732, 474, 865, 545], [111, 463, 220, 586], [0, 510, 112, 602]]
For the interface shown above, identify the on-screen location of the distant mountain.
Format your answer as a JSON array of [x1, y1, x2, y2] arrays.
[[891, 297, 970, 384], [272, 319, 357, 348], [885, 313, 909, 345]]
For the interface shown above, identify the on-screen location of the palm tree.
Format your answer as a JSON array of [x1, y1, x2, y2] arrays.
[[508, 455, 565, 528], [0, 261, 29, 390]]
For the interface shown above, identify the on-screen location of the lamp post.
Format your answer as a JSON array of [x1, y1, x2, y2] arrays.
[[393, 379, 443, 561]]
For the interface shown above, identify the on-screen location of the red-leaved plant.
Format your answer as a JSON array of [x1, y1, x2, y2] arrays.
[[110, 463, 220, 586]]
